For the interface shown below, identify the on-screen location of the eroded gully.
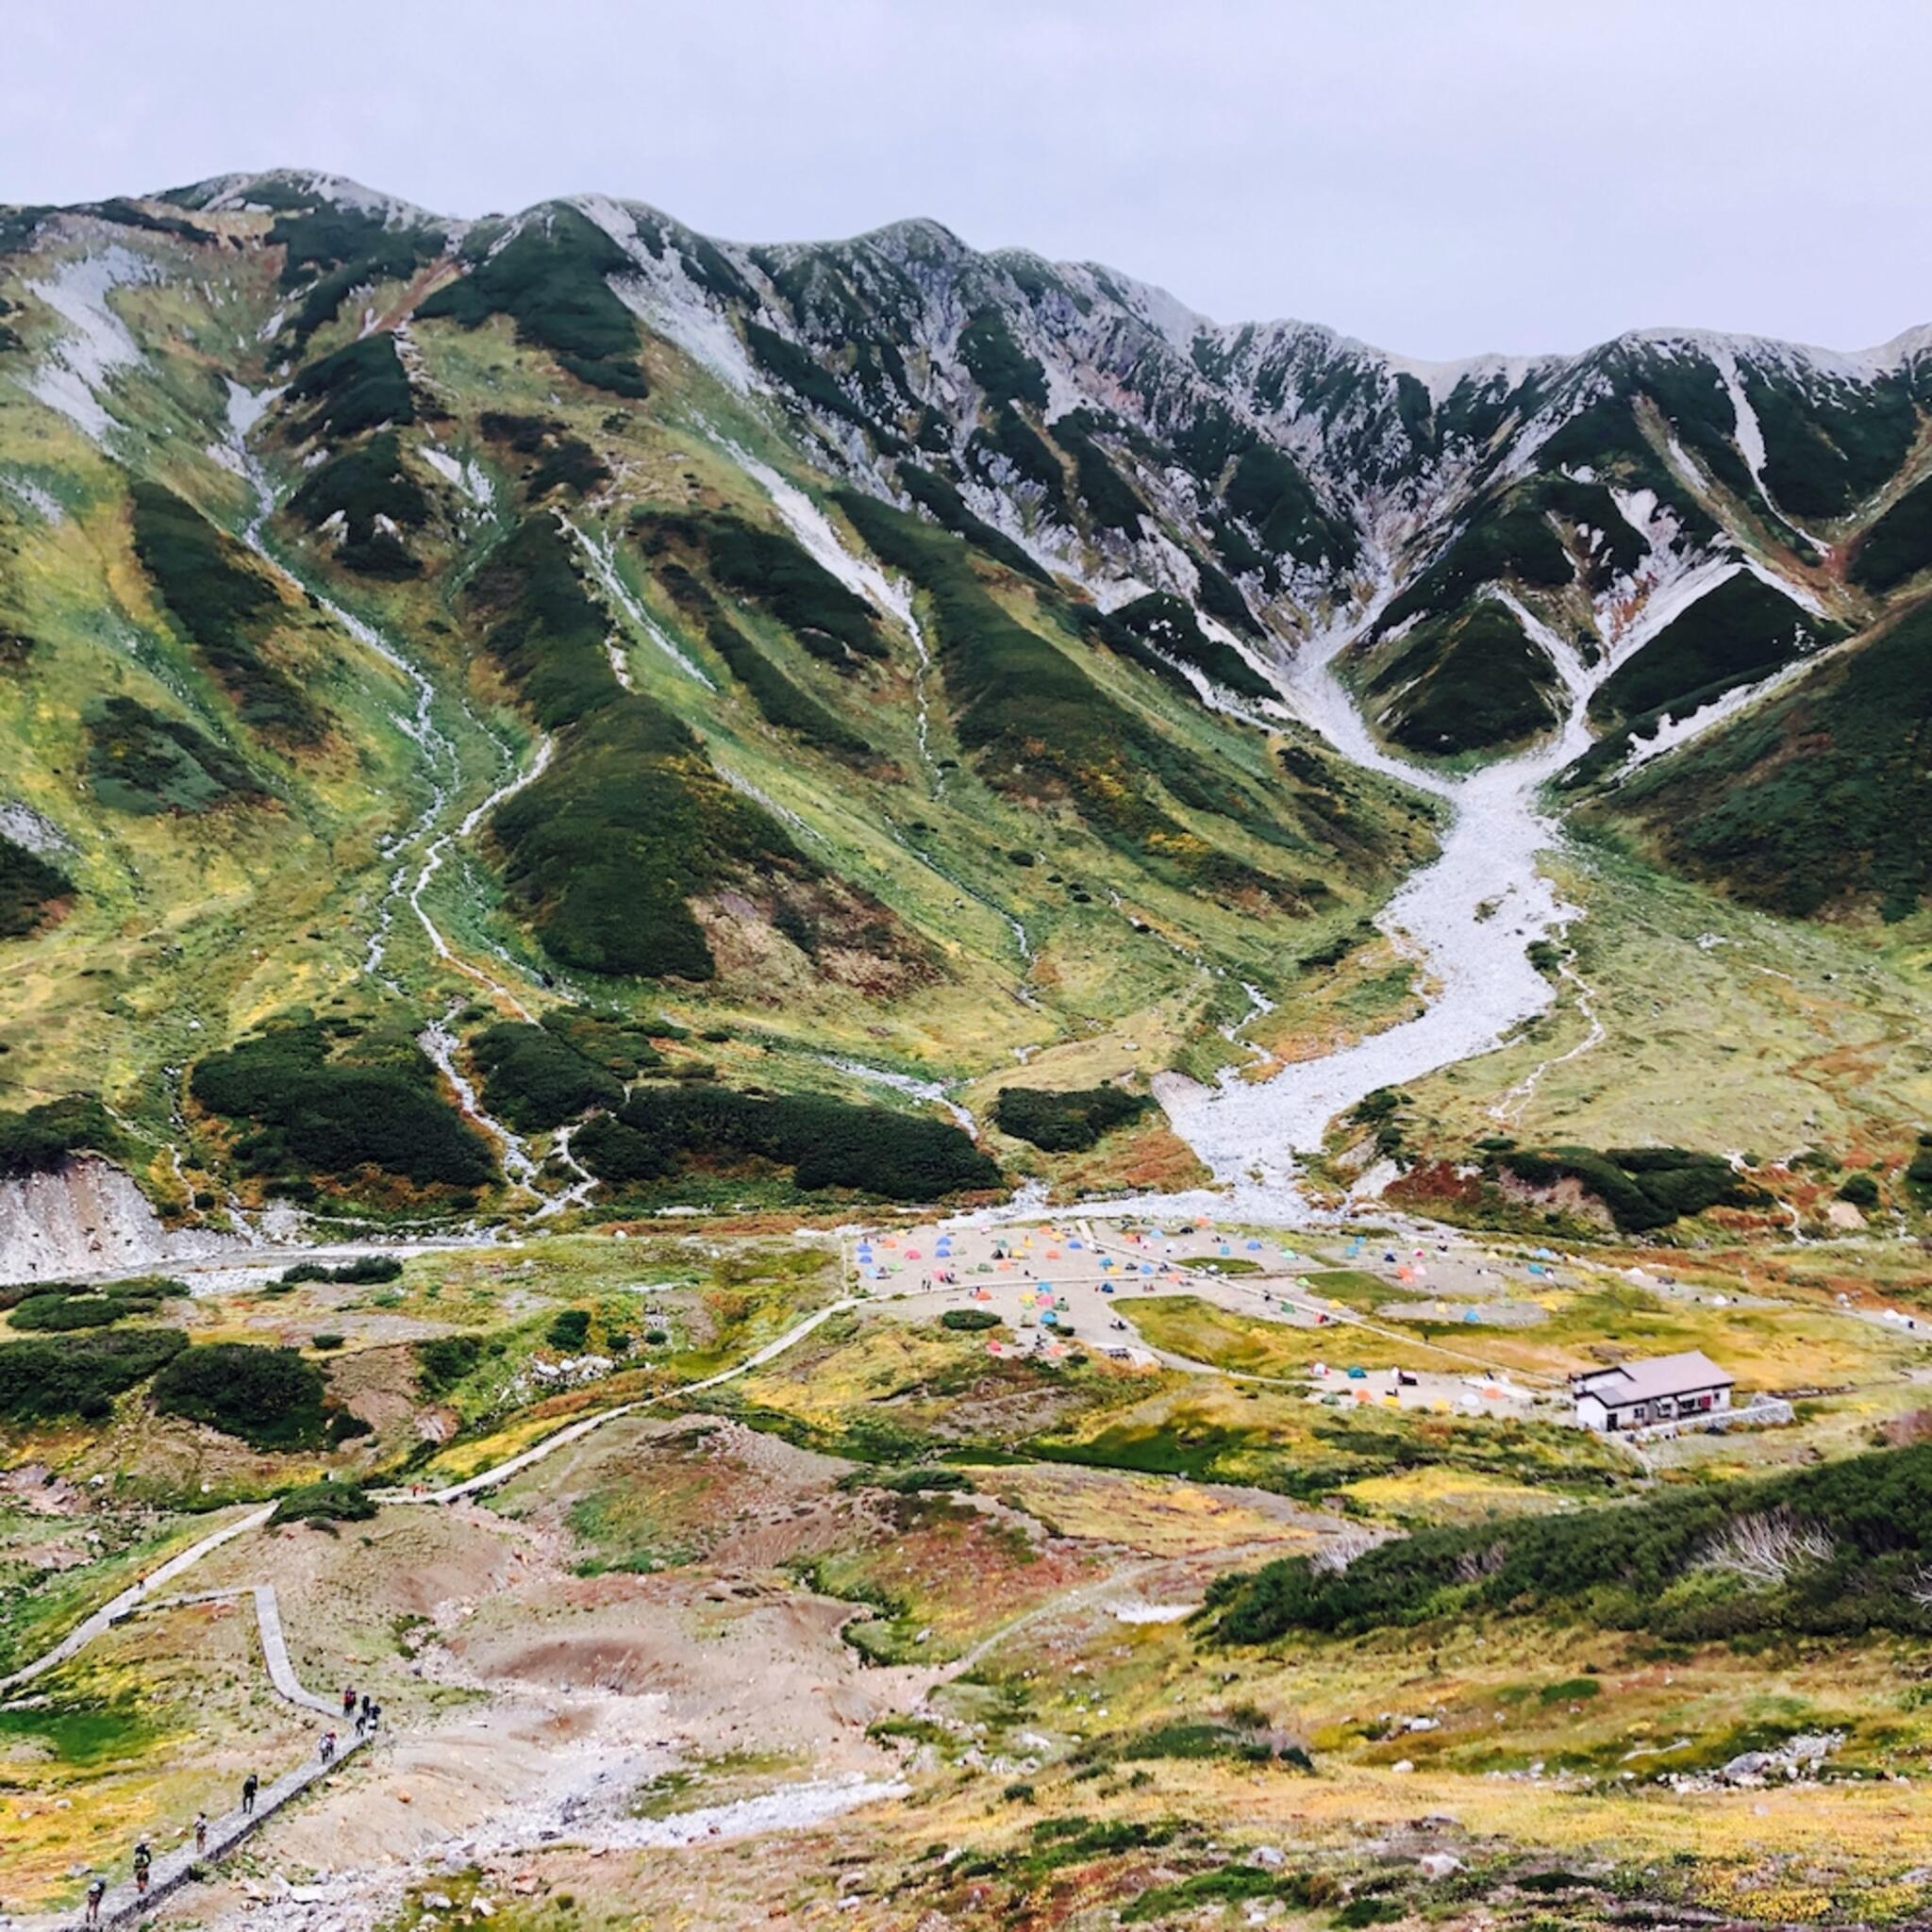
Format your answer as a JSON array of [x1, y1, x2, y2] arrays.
[[222, 385, 549, 1191], [1130, 574, 1764, 1221]]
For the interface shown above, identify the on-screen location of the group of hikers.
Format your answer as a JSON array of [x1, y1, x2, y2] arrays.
[[342, 1682, 382, 1735], [76, 1684, 380, 1922], [83, 1809, 208, 1923]]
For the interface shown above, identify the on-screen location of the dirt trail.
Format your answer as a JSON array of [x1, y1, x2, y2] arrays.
[[8, 1302, 857, 1693]]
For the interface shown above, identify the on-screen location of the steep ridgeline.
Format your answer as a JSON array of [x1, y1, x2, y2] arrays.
[[2, 169, 1932, 1223]]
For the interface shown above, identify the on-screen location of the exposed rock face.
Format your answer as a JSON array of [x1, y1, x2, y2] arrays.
[[0, 1156, 241, 1284]]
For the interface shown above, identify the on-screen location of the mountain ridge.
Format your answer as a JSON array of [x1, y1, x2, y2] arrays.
[[156, 167, 1932, 378], [2, 166, 1931, 1238]]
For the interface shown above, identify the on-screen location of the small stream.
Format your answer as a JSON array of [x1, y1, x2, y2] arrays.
[[221, 385, 558, 1195], [419, 1004, 541, 1192]]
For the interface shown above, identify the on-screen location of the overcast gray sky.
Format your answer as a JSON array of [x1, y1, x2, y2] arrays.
[[6, 0, 1928, 359]]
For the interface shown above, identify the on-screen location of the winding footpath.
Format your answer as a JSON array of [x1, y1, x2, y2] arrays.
[[0, 1506, 274, 1698], [4, 1301, 859, 1694], [1, 1298, 860, 1924], [15, 1583, 362, 1930], [389, 1294, 858, 1505]]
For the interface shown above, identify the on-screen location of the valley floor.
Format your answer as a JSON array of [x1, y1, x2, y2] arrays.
[[4, 1212, 1931, 1931]]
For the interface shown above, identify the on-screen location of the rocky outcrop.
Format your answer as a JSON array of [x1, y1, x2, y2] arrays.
[[0, 1156, 240, 1285]]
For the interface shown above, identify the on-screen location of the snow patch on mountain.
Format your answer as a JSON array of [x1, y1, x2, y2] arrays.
[[562, 515, 716, 689], [421, 444, 493, 508], [573, 192, 763, 396], [20, 246, 154, 441], [0, 471, 64, 523]]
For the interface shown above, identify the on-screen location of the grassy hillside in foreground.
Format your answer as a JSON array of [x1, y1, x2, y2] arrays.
[[5, 1217, 1932, 1921]]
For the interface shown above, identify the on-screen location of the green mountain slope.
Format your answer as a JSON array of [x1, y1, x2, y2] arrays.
[[6, 172, 1932, 1225]]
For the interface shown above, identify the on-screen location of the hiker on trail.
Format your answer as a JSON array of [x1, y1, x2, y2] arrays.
[[342, 1685, 357, 1717], [320, 1729, 336, 1764], [85, 1877, 105, 1924], [242, 1772, 258, 1815], [368, 1702, 383, 1731], [359, 1692, 373, 1724], [194, 1812, 208, 1855], [132, 1841, 152, 1896]]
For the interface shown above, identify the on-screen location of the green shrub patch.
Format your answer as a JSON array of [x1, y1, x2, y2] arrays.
[[490, 700, 806, 977], [958, 307, 1048, 409], [272, 1481, 376, 1524], [0, 1093, 125, 1175], [269, 202, 445, 349], [0, 1327, 187, 1422], [1107, 592, 1274, 702], [1374, 502, 1573, 638], [1052, 409, 1144, 535], [414, 1334, 484, 1393], [470, 1021, 623, 1132], [0, 835, 73, 938], [477, 413, 610, 502], [417, 205, 648, 397], [656, 562, 872, 757], [461, 514, 825, 975], [575, 1083, 999, 1201], [967, 405, 1067, 515], [85, 696, 263, 815], [540, 1010, 664, 1079], [288, 429, 429, 559], [129, 482, 324, 745], [152, 1342, 329, 1449], [1371, 603, 1562, 755], [634, 509, 885, 662], [1603, 600, 1932, 920], [1495, 1144, 1758, 1232], [1224, 441, 1357, 568], [994, 1084, 1153, 1153], [893, 461, 1049, 581], [9, 1277, 187, 1331], [1853, 474, 1932, 591], [1742, 369, 1916, 522], [1208, 1441, 1932, 1644], [278, 1256, 403, 1285], [832, 491, 1308, 903], [466, 511, 619, 728], [285, 333, 415, 440], [190, 1019, 493, 1191], [1590, 572, 1837, 725], [743, 322, 880, 440]]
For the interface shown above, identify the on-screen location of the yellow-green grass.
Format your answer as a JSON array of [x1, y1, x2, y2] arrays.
[[1133, 1279, 1926, 1397], [1406, 837, 1932, 1164]]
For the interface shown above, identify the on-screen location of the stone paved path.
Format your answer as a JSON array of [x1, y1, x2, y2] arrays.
[[14, 1584, 364, 1928]]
